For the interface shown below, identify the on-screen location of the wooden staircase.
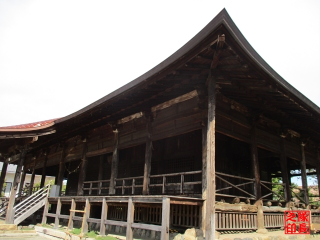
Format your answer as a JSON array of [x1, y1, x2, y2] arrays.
[[9, 184, 50, 225]]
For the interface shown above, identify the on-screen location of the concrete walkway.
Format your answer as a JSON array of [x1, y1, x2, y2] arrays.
[[0, 236, 50, 240]]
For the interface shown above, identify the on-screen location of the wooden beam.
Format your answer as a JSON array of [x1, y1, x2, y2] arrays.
[[100, 197, 108, 236], [205, 74, 216, 239], [0, 161, 8, 194], [126, 197, 134, 240], [300, 143, 309, 204], [57, 144, 66, 196], [109, 128, 119, 195], [280, 137, 291, 203], [40, 151, 48, 188], [83, 198, 91, 234], [143, 119, 152, 195], [161, 197, 170, 240], [54, 198, 62, 229], [5, 149, 27, 224], [251, 123, 261, 200]]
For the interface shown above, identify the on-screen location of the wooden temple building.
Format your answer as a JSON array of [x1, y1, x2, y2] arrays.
[[0, 9, 320, 239]]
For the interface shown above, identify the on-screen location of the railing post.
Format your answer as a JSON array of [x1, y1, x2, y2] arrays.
[[126, 197, 134, 240], [162, 176, 166, 194], [98, 182, 102, 195], [256, 199, 267, 233], [161, 197, 170, 240], [54, 198, 61, 229], [132, 179, 135, 195], [89, 183, 92, 195], [100, 197, 108, 236], [180, 174, 184, 194]]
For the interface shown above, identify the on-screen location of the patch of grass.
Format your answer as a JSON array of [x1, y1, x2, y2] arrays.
[[96, 236, 118, 240], [86, 230, 98, 238], [41, 223, 52, 228], [70, 228, 81, 235], [21, 227, 35, 231]]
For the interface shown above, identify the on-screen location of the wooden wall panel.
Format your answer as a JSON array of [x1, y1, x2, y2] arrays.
[[285, 141, 301, 161], [256, 129, 281, 153]]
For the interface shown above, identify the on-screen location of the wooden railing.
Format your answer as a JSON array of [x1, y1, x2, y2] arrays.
[[216, 172, 255, 200], [260, 180, 285, 201], [149, 170, 202, 195], [83, 170, 202, 196], [83, 180, 110, 195], [115, 176, 144, 195]]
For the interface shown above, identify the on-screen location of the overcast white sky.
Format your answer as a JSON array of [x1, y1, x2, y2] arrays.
[[0, 0, 320, 127]]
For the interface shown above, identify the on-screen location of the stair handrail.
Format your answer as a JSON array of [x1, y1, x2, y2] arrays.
[[13, 183, 51, 211], [14, 190, 47, 215]]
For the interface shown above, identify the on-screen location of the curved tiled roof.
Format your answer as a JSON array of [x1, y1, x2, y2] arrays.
[[0, 118, 58, 132]]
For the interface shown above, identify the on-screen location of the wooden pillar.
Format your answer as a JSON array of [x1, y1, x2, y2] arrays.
[[28, 160, 36, 196], [205, 74, 216, 240], [280, 137, 291, 202], [300, 143, 309, 205], [42, 198, 50, 224], [143, 119, 152, 195], [161, 197, 170, 240], [109, 128, 119, 195], [201, 120, 207, 233], [68, 199, 76, 230], [251, 124, 261, 200], [100, 197, 108, 235], [83, 198, 91, 234], [18, 168, 27, 197], [316, 149, 320, 198], [57, 144, 66, 195], [54, 198, 62, 229], [77, 141, 88, 196], [126, 197, 134, 240], [40, 152, 48, 188], [0, 161, 8, 194], [5, 149, 27, 224]]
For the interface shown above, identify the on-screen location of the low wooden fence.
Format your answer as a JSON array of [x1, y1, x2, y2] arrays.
[[43, 196, 203, 240], [215, 211, 257, 230], [263, 213, 284, 228]]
